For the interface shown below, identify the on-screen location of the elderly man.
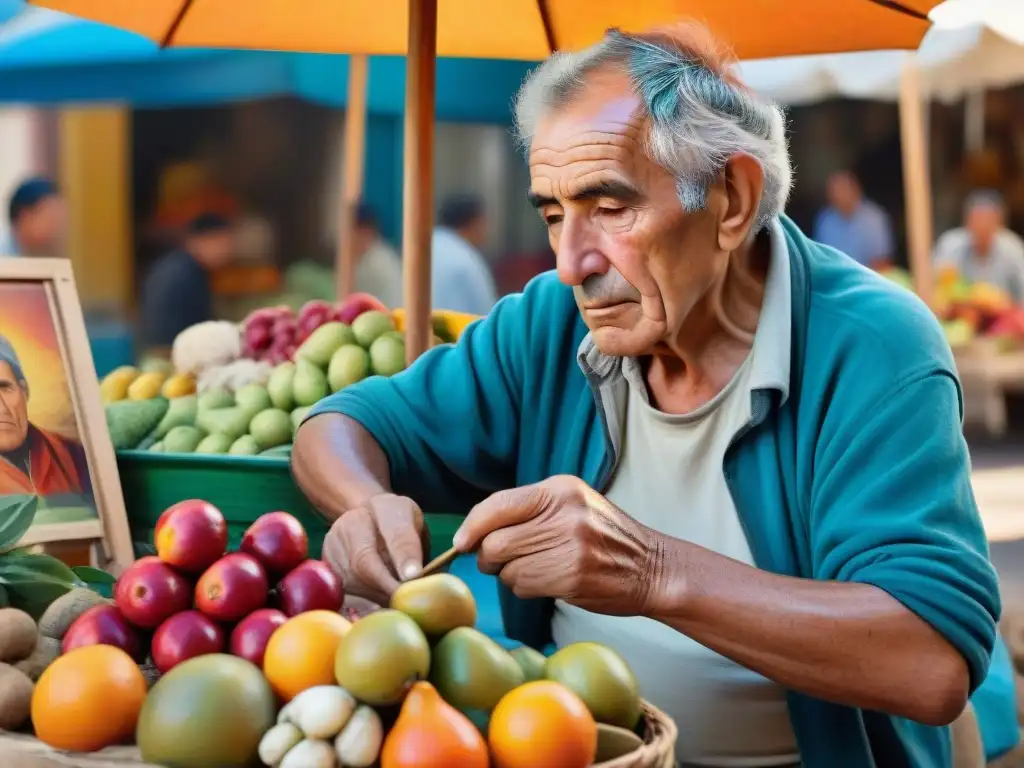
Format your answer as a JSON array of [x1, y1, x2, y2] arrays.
[[0, 336, 90, 499], [293, 26, 1003, 768], [933, 189, 1024, 303]]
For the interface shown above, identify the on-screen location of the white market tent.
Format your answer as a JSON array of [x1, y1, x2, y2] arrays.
[[736, 0, 1024, 303]]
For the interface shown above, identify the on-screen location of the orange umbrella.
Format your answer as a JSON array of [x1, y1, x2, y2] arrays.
[[31, 0, 945, 362], [31, 1, 940, 59]]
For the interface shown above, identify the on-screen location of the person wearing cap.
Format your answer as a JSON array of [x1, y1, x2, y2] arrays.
[[352, 203, 403, 309], [933, 190, 1024, 302], [139, 212, 235, 353], [2, 177, 67, 258], [0, 335, 91, 499], [431, 194, 499, 315]]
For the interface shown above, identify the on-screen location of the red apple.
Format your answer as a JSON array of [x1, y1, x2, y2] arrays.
[[62, 604, 144, 661], [277, 560, 344, 616], [336, 292, 388, 325], [229, 608, 288, 668], [195, 553, 268, 623], [240, 512, 309, 577], [114, 556, 193, 629], [151, 610, 226, 674], [154, 500, 228, 574]]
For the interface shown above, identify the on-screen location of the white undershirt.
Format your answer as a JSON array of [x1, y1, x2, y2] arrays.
[[553, 358, 800, 766]]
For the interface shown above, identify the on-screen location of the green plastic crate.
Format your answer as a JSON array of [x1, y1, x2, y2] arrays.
[[116, 451, 462, 561]]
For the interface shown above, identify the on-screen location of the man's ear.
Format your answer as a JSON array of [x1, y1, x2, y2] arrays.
[[19, 381, 28, 401], [716, 153, 765, 252]]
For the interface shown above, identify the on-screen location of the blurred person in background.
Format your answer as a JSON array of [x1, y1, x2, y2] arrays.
[[353, 202, 403, 308], [431, 193, 499, 315], [933, 189, 1024, 302], [139, 212, 235, 353], [2, 177, 67, 258], [813, 170, 894, 270]]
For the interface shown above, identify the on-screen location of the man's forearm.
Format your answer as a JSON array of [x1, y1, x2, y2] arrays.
[[291, 413, 392, 519], [645, 536, 970, 726]]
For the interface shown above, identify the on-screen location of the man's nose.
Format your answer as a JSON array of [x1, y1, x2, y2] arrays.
[[555, 217, 610, 287]]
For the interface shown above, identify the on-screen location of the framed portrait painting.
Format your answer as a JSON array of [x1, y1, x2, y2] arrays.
[[0, 258, 133, 567]]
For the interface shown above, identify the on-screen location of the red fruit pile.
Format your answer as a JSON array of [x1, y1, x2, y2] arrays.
[[241, 293, 388, 364], [63, 501, 344, 677]]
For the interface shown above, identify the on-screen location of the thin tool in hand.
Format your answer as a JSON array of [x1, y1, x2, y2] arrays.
[[418, 546, 460, 577]]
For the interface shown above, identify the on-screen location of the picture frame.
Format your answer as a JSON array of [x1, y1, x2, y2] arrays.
[[0, 257, 133, 568]]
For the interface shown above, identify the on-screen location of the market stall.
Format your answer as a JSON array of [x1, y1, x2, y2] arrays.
[[0, 0, 954, 764]]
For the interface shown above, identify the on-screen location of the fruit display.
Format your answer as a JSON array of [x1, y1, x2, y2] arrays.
[[0, 508, 657, 767], [879, 265, 1024, 352], [102, 292, 478, 457]]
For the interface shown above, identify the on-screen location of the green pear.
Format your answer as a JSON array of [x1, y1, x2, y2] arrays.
[[292, 359, 329, 407], [296, 322, 356, 367], [266, 362, 297, 411], [235, 383, 272, 420], [328, 345, 371, 393], [196, 406, 252, 442]]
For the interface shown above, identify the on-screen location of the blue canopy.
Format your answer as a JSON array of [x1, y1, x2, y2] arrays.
[[0, 1, 532, 122]]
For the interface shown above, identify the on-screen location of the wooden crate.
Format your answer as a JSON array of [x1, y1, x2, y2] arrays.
[[1, 731, 156, 768]]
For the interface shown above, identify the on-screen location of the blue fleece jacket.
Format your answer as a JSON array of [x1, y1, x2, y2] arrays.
[[308, 215, 1002, 767]]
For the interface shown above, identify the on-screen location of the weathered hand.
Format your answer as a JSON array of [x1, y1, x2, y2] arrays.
[[322, 493, 430, 606], [454, 475, 660, 615]]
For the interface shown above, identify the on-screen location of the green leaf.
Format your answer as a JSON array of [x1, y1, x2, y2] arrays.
[[0, 584, 10, 608], [0, 495, 38, 553], [0, 552, 78, 619], [72, 566, 116, 586]]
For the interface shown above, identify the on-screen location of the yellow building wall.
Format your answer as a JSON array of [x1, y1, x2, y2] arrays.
[[58, 107, 132, 312]]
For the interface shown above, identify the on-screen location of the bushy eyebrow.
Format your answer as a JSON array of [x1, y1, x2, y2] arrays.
[[528, 179, 643, 209]]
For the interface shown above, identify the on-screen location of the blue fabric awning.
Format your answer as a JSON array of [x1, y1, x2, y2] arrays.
[[0, 1, 532, 122]]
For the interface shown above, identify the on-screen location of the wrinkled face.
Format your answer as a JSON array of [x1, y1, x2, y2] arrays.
[[529, 68, 727, 357], [966, 204, 1003, 249], [0, 361, 29, 453], [16, 196, 67, 256]]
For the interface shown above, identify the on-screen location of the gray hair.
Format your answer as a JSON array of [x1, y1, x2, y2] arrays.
[[965, 188, 1005, 214], [513, 26, 792, 234]]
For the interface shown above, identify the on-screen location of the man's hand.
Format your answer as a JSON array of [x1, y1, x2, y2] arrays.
[[322, 493, 430, 606], [454, 475, 661, 615]]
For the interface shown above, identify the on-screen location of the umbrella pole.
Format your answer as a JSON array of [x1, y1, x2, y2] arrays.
[[401, 0, 437, 364], [898, 56, 934, 307], [336, 53, 369, 300]]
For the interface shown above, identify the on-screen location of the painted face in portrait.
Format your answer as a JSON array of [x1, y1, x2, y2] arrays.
[[0, 361, 29, 453]]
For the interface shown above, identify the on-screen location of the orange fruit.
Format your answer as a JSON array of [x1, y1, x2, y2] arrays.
[[488, 680, 597, 768], [263, 610, 351, 701], [32, 644, 147, 752]]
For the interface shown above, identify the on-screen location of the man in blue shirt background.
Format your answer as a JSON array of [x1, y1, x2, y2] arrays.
[[813, 170, 895, 270]]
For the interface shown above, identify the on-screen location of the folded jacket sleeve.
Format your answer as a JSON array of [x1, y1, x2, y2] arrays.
[[809, 370, 1000, 693], [303, 285, 532, 515]]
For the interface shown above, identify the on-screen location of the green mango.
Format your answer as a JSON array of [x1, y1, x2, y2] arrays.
[[429, 627, 524, 715]]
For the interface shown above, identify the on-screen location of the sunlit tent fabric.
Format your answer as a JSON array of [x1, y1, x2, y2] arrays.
[[738, 18, 1024, 105], [0, 2, 533, 118]]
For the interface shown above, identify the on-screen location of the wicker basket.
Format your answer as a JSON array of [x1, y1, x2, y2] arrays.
[[3, 700, 676, 768], [594, 700, 678, 768]]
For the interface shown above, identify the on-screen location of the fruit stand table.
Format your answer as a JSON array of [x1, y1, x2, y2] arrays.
[[953, 345, 1024, 437]]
